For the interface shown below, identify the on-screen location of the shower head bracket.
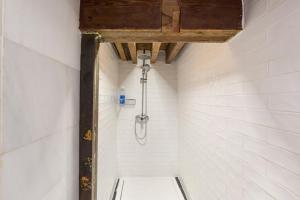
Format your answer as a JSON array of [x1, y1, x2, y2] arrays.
[[135, 114, 149, 123]]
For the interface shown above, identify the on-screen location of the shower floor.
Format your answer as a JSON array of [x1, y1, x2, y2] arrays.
[[114, 177, 186, 200]]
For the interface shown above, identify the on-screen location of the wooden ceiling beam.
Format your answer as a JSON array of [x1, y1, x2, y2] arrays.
[[128, 42, 137, 64], [80, 0, 161, 30], [114, 43, 127, 61], [95, 30, 240, 43], [137, 43, 169, 51], [180, 0, 243, 30], [166, 42, 185, 64], [162, 0, 180, 32], [151, 42, 162, 64], [80, 0, 243, 43]]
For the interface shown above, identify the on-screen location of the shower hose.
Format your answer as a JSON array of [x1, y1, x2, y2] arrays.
[[134, 121, 148, 140]]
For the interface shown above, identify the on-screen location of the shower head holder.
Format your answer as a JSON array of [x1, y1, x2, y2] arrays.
[[135, 114, 149, 123]]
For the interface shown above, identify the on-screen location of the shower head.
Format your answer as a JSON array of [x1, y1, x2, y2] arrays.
[[141, 64, 151, 73]]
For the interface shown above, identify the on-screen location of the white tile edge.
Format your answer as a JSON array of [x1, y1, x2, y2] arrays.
[[0, 0, 5, 156]]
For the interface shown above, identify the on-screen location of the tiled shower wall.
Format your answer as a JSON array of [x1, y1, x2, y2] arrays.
[[0, 0, 81, 200], [97, 43, 119, 200], [117, 54, 178, 177], [177, 0, 300, 199]]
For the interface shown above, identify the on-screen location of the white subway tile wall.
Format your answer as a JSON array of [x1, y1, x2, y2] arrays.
[[97, 43, 119, 200], [176, 0, 300, 199], [0, 0, 81, 200], [117, 54, 178, 177]]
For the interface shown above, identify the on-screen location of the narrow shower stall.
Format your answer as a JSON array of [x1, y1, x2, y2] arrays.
[[98, 48, 181, 200]]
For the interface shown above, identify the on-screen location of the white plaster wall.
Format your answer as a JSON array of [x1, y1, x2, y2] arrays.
[[97, 43, 119, 200], [177, 0, 300, 199], [117, 53, 178, 177], [0, 0, 81, 199]]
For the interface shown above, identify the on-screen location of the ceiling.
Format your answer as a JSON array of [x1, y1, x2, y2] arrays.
[[80, 0, 243, 63]]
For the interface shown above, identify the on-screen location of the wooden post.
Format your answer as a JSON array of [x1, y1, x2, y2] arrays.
[[80, 34, 99, 200]]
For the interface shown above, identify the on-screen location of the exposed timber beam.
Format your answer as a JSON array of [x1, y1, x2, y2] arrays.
[[114, 43, 127, 61], [97, 30, 240, 43], [128, 42, 137, 64], [166, 42, 185, 64], [80, 0, 161, 30], [162, 0, 180, 32], [180, 0, 243, 30], [80, 0, 243, 43], [151, 42, 161, 63]]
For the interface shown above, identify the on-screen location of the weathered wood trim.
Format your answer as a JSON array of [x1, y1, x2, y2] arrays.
[[96, 29, 241, 43], [80, 34, 99, 200]]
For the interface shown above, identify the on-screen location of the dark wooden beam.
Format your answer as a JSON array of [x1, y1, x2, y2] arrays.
[[166, 42, 185, 64], [80, 0, 243, 43], [114, 43, 127, 61], [80, 34, 99, 200], [151, 42, 161, 63], [128, 42, 137, 64], [180, 0, 243, 30], [80, 0, 161, 30]]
